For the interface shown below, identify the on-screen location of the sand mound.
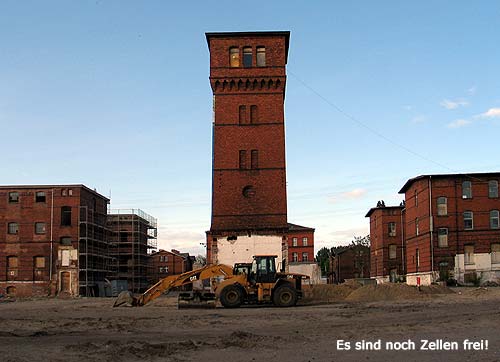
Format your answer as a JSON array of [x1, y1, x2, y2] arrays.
[[345, 283, 453, 302], [302, 281, 362, 303]]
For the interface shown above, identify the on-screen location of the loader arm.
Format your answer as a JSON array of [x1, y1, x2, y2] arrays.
[[115, 264, 234, 307]]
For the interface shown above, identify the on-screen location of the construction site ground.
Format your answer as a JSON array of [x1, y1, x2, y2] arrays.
[[1, 284, 499, 362]]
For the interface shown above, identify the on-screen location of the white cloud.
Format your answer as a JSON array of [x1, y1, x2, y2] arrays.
[[447, 119, 471, 129], [410, 115, 426, 124], [440, 99, 469, 110], [403, 105, 413, 111], [467, 86, 477, 95], [476, 108, 500, 118], [343, 188, 367, 198]]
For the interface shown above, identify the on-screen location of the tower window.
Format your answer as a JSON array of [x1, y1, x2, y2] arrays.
[[250, 105, 258, 123], [239, 150, 247, 170], [243, 47, 252, 67], [256, 47, 266, 66], [251, 150, 258, 169], [239, 105, 247, 124], [229, 47, 239, 67]]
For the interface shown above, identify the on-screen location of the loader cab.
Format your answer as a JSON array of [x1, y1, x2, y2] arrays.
[[251, 255, 277, 284]]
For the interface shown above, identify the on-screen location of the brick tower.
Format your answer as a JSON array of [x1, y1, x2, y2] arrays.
[[205, 31, 290, 265]]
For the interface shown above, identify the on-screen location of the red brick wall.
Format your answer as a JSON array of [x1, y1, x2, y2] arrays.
[[148, 250, 186, 284], [287, 229, 314, 263], [0, 186, 109, 297], [369, 207, 404, 278], [208, 33, 288, 233], [404, 175, 500, 274]]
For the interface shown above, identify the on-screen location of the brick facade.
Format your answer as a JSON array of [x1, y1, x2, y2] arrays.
[[332, 245, 370, 283], [0, 185, 112, 297], [399, 173, 500, 285], [286, 223, 315, 264], [366, 205, 405, 281], [148, 249, 191, 284]]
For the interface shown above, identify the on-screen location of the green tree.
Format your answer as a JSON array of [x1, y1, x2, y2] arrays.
[[315, 247, 332, 276]]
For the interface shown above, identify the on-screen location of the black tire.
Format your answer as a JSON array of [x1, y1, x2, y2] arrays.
[[273, 285, 298, 307], [220, 285, 242, 308]]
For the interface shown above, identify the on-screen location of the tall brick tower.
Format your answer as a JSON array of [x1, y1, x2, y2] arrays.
[[205, 31, 290, 265]]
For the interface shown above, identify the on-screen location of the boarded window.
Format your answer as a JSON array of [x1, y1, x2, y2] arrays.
[[35, 222, 46, 234], [388, 222, 396, 236], [239, 105, 247, 124], [302, 252, 308, 262], [389, 245, 397, 259], [492, 244, 500, 264], [438, 228, 448, 247], [239, 150, 247, 170], [437, 197, 447, 216], [61, 206, 72, 226], [302, 237, 308, 246], [256, 47, 266, 66], [35, 256, 45, 268], [490, 210, 499, 229], [61, 250, 70, 267], [250, 105, 258, 123], [229, 47, 239, 67], [8, 192, 19, 203], [8, 222, 19, 234], [489, 180, 499, 198], [7, 256, 18, 280], [462, 181, 472, 199], [464, 211, 473, 230], [35, 191, 46, 203], [250, 150, 258, 169], [243, 47, 252, 67], [60, 237, 72, 245], [464, 245, 474, 264]]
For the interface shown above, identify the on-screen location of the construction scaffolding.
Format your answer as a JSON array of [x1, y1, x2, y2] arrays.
[[78, 206, 115, 296], [108, 209, 158, 293]]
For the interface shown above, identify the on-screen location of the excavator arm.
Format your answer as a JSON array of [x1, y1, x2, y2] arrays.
[[113, 264, 234, 307]]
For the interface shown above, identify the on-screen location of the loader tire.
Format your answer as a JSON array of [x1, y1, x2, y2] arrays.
[[273, 285, 298, 307], [220, 285, 242, 308]]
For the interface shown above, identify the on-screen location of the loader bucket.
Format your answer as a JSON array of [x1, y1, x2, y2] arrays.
[[113, 291, 138, 307], [177, 291, 216, 309]]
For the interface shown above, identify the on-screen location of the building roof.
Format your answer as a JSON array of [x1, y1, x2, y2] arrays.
[[287, 222, 315, 232], [205, 31, 291, 63], [0, 184, 110, 201], [365, 205, 404, 218], [150, 249, 187, 259], [398, 172, 500, 193]]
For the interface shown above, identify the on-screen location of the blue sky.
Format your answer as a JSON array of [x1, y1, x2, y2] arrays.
[[1, 1, 500, 255]]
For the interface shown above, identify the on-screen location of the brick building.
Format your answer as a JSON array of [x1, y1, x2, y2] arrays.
[[286, 223, 315, 263], [332, 244, 370, 284], [148, 249, 192, 284], [365, 203, 405, 282], [399, 173, 500, 285], [0, 185, 113, 297], [205, 31, 291, 266], [108, 209, 157, 292]]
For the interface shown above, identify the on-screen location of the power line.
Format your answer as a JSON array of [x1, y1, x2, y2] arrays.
[[287, 70, 491, 183]]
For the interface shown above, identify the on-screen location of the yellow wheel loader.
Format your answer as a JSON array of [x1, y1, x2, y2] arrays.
[[113, 255, 307, 308]]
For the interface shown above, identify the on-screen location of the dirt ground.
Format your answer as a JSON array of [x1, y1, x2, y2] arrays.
[[1, 285, 500, 362]]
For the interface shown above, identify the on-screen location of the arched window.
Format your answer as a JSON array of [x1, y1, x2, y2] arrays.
[[229, 47, 239, 67], [256, 47, 266, 66], [243, 47, 252, 67], [250, 105, 258, 123]]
